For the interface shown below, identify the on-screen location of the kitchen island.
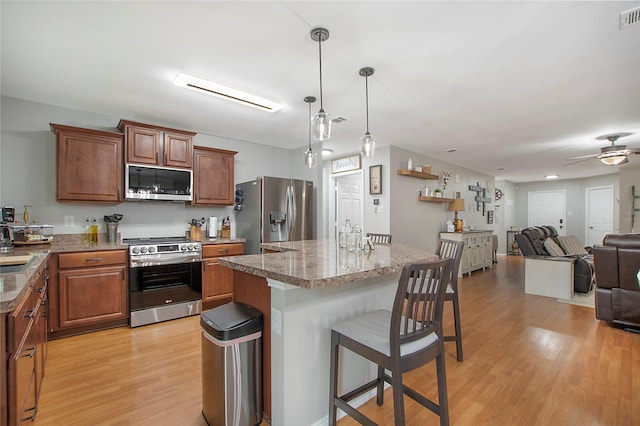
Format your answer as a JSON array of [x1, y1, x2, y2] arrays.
[[219, 239, 438, 426]]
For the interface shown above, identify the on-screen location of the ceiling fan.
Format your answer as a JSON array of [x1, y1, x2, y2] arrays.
[[565, 132, 639, 166]]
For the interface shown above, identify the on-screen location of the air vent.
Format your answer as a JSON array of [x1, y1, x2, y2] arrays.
[[332, 116, 347, 123], [620, 6, 640, 30]]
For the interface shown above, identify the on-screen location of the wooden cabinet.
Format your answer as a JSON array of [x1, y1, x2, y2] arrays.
[[3, 262, 48, 426], [192, 146, 237, 205], [118, 120, 195, 169], [52, 250, 128, 337], [201, 243, 244, 309], [440, 231, 494, 277], [51, 123, 124, 203]]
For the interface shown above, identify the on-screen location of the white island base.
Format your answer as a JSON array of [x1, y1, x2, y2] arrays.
[[268, 274, 399, 426]]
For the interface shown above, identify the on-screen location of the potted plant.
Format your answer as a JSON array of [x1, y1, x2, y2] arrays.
[[434, 189, 442, 198]]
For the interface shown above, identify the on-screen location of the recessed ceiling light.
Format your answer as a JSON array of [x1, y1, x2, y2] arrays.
[[545, 174, 559, 179], [322, 148, 333, 156], [174, 73, 284, 113]]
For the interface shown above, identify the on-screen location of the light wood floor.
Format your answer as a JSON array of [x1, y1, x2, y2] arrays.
[[34, 256, 639, 426]]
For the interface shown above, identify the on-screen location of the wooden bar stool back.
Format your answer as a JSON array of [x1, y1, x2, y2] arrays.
[[328, 258, 453, 426], [435, 238, 465, 361]]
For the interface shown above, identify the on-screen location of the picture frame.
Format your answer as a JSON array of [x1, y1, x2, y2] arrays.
[[369, 164, 382, 195]]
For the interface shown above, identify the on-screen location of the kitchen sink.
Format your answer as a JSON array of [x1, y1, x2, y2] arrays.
[[0, 254, 32, 274]]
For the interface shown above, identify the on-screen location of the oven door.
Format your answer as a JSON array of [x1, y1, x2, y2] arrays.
[[129, 262, 202, 312]]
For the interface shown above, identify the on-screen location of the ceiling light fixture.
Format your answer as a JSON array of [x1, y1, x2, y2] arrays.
[[310, 28, 331, 141], [174, 73, 283, 112], [303, 96, 318, 168], [545, 174, 559, 179], [322, 148, 333, 156], [359, 67, 376, 157]]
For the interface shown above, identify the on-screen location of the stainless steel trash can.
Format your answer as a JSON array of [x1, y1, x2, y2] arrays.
[[201, 302, 263, 426]]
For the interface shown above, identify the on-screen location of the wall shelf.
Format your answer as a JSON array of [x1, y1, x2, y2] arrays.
[[418, 196, 454, 203], [397, 169, 439, 180]]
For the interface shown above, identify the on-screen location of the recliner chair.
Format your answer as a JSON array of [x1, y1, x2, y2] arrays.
[[515, 225, 594, 294], [592, 234, 640, 327]]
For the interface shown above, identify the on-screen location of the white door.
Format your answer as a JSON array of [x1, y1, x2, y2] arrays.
[[528, 190, 566, 235], [585, 185, 613, 246], [333, 172, 364, 238]]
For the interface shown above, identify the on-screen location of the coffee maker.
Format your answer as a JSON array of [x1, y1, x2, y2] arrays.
[[1, 207, 15, 252]]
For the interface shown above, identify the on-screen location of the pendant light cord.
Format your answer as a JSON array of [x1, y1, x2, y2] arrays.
[[308, 100, 312, 149], [365, 74, 370, 133], [318, 36, 324, 110]]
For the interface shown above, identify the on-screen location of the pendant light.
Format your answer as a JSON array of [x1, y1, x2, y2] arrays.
[[359, 67, 376, 157], [303, 96, 318, 168], [310, 28, 331, 141]]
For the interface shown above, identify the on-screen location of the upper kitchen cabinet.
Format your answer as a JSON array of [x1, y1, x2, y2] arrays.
[[192, 146, 237, 205], [51, 123, 124, 203], [117, 120, 195, 169]]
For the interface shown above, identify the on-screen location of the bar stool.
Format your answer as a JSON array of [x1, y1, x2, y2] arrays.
[[328, 258, 453, 426], [436, 239, 465, 362], [366, 233, 392, 244]]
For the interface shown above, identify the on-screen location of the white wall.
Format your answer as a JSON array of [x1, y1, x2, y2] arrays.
[[0, 96, 322, 239]]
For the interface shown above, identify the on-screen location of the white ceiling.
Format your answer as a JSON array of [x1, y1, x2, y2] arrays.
[[2, 1, 639, 182]]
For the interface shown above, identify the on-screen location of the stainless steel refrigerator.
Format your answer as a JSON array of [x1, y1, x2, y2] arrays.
[[235, 177, 314, 254]]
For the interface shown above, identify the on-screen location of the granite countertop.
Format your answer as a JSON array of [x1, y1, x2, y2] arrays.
[[219, 239, 438, 290], [1, 248, 50, 313], [441, 230, 494, 234], [1, 234, 245, 314]]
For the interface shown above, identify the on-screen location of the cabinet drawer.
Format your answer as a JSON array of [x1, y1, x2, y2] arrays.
[[8, 287, 35, 354], [58, 250, 127, 269], [203, 243, 244, 258]]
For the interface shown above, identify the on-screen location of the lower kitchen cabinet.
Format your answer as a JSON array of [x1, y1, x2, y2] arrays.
[[3, 262, 48, 426], [440, 231, 494, 277], [51, 250, 128, 338], [201, 243, 244, 309]]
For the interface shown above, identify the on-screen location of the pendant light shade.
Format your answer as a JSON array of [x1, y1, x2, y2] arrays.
[[303, 96, 318, 168], [310, 28, 331, 141], [359, 67, 376, 157]]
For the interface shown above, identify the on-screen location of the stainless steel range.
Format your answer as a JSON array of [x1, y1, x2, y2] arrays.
[[125, 236, 202, 327]]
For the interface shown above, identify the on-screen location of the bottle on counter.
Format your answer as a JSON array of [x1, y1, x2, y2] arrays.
[[408, 158, 413, 171], [83, 218, 91, 245], [90, 217, 98, 244]]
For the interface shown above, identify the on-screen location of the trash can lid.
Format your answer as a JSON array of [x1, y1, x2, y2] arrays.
[[200, 302, 263, 341]]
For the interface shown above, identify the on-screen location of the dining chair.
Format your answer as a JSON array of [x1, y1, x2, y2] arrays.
[[328, 258, 453, 426], [436, 238, 465, 362], [366, 233, 392, 244]]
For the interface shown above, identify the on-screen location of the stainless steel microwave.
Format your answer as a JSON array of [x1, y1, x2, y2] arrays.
[[125, 164, 193, 202]]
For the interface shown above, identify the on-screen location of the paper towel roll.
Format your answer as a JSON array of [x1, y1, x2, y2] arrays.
[[208, 217, 218, 239]]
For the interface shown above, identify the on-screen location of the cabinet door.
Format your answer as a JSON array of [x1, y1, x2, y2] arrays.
[[8, 323, 37, 425], [163, 132, 193, 168], [53, 125, 124, 203], [58, 265, 127, 329], [192, 147, 237, 205], [202, 258, 234, 308], [126, 125, 162, 165]]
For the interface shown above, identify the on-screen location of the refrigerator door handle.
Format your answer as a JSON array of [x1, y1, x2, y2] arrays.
[[289, 184, 297, 240]]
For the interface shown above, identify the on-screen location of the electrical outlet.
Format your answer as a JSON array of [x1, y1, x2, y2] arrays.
[[64, 216, 75, 227], [271, 308, 282, 336]]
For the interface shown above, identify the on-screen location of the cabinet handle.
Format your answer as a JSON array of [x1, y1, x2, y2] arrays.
[[155, 152, 159, 163], [121, 269, 125, 280], [84, 257, 103, 262], [22, 406, 37, 421], [203, 262, 206, 271], [164, 153, 168, 164], [118, 188, 121, 201], [219, 249, 229, 254], [22, 346, 36, 358], [25, 309, 35, 319], [36, 286, 46, 293]]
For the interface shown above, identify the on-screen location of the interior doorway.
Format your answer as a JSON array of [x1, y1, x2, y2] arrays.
[[585, 185, 614, 246], [528, 190, 566, 236], [330, 171, 364, 241]]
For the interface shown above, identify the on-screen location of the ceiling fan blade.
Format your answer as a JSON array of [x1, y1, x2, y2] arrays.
[[565, 153, 599, 161], [563, 157, 595, 167]]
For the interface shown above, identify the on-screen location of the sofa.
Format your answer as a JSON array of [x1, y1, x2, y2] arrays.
[[592, 234, 640, 327], [515, 226, 595, 298]]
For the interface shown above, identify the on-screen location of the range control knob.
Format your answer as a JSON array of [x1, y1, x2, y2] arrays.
[[132, 247, 140, 254], [140, 247, 148, 254], [148, 247, 156, 253], [187, 244, 194, 251], [180, 244, 188, 251]]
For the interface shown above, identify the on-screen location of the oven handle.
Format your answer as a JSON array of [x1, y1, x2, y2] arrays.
[[130, 255, 202, 268]]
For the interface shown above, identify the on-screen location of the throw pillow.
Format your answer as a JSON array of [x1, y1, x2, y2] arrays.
[[557, 236, 588, 255], [544, 238, 565, 256]]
